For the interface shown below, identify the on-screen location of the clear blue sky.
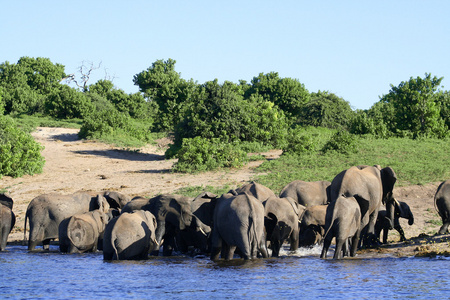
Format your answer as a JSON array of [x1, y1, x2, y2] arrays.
[[2, 1, 449, 110]]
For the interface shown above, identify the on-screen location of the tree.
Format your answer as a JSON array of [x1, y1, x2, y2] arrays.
[[380, 73, 447, 138], [298, 91, 355, 129]]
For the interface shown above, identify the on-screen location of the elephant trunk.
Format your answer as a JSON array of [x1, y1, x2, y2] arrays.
[[385, 195, 396, 230], [408, 217, 414, 226]]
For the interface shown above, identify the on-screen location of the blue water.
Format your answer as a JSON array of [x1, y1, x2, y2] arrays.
[[0, 245, 449, 299]]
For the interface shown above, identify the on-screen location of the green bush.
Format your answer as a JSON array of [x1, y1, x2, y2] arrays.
[[173, 136, 248, 172], [45, 85, 94, 119], [322, 131, 358, 154], [0, 115, 45, 178]]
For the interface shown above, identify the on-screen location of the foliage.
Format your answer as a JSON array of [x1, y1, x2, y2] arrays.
[[45, 85, 94, 119], [0, 115, 45, 178], [13, 114, 82, 133], [298, 91, 355, 129], [380, 73, 448, 138], [321, 131, 358, 154], [173, 136, 248, 173], [349, 109, 389, 138]]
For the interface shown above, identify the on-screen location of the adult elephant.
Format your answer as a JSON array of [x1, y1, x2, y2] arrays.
[[103, 210, 158, 260], [24, 192, 110, 250], [299, 204, 328, 247], [0, 193, 16, 251], [233, 181, 276, 202], [58, 196, 111, 253], [329, 165, 397, 248], [321, 195, 361, 259], [376, 200, 414, 244], [263, 196, 304, 257], [210, 192, 268, 260], [99, 191, 131, 209], [279, 180, 331, 207], [121, 194, 193, 256], [434, 180, 450, 234]]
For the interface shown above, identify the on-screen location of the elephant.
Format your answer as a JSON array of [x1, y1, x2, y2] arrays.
[[103, 210, 158, 260], [232, 181, 276, 202], [299, 204, 328, 247], [375, 200, 414, 244], [279, 180, 331, 207], [329, 165, 397, 248], [121, 194, 193, 256], [263, 195, 304, 257], [0, 193, 16, 251], [210, 192, 268, 260], [99, 191, 131, 209], [58, 196, 111, 253], [434, 180, 450, 234], [320, 195, 362, 259], [24, 191, 110, 250]]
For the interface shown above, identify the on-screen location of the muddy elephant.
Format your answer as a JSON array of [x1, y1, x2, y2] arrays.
[[0, 193, 16, 251], [263, 196, 304, 257], [232, 181, 276, 202], [376, 200, 414, 244], [329, 165, 397, 248], [434, 180, 450, 234], [279, 180, 331, 207], [58, 197, 111, 253], [299, 204, 328, 247], [321, 195, 361, 259], [103, 210, 158, 260], [24, 191, 110, 250], [210, 192, 268, 260], [121, 194, 193, 256]]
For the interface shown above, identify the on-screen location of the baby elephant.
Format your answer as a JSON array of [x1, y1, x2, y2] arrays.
[[321, 195, 361, 259], [103, 210, 158, 260], [375, 200, 414, 244], [59, 196, 111, 253]]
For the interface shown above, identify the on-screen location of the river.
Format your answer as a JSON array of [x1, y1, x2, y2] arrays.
[[0, 245, 449, 299]]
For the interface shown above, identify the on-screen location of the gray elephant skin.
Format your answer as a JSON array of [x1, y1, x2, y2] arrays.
[[24, 191, 110, 250], [434, 179, 450, 234], [299, 204, 327, 247], [263, 195, 304, 257], [0, 193, 16, 251], [58, 195, 111, 253], [232, 181, 276, 203], [375, 200, 414, 243], [103, 210, 158, 260], [279, 180, 331, 207], [329, 165, 397, 247], [210, 192, 268, 260], [121, 194, 193, 256], [321, 195, 361, 259]]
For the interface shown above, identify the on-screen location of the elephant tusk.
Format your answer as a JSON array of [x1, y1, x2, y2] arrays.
[[198, 227, 207, 236]]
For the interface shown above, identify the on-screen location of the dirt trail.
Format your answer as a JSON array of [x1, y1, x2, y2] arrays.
[[1, 127, 449, 257]]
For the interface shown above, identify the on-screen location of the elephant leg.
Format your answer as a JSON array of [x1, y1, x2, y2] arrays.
[[210, 230, 222, 261], [320, 235, 332, 259], [226, 245, 236, 260], [382, 227, 389, 244], [438, 221, 450, 235], [334, 238, 345, 259], [259, 241, 269, 258], [350, 232, 360, 257], [363, 212, 380, 248], [395, 225, 406, 241], [162, 236, 175, 256], [271, 239, 281, 257], [289, 229, 299, 251], [42, 239, 51, 251]]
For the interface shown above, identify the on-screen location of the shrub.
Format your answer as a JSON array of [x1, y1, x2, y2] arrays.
[[173, 136, 248, 172], [45, 85, 94, 119], [0, 115, 45, 178], [322, 131, 358, 154]]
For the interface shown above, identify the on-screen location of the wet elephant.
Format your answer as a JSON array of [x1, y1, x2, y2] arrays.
[[299, 204, 328, 247], [103, 210, 158, 260], [263, 196, 304, 257], [24, 191, 110, 250], [329, 165, 397, 248], [0, 193, 16, 251], [279, 180, 331, 207], [210, 193, 268, 260], [321, 195, 361, 259], [375, 200, 414, 243], [434, 180, 450, 234]]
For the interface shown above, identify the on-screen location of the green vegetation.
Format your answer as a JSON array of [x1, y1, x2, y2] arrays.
[[0, 56, 449, 179]]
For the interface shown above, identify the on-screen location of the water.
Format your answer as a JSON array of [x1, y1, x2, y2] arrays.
[[0, 245, 449, 299]]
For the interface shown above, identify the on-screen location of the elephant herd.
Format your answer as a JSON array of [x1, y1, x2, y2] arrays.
[[1, 165, 450, 260]]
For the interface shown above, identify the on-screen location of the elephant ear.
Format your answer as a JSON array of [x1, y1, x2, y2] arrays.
[[96, 194, 110, 213], [0, 193, 13, 210], [380, 166, 397, 200]]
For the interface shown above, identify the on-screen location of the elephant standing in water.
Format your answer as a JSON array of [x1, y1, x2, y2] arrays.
[[375, 200, 414, 244], [210, 192, 268, 260], [279, 180, 331, 207], [329, 165, 397, 248], [321, 195, 361, 259], [103, 210, 158, 260], [58, 195, 111, 253], [434, 180, 450, 234], [24, 192, 110, 250], [0, 193, 16, 251], [299, 204, 328, 247], [233, 181, 276, 202]]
